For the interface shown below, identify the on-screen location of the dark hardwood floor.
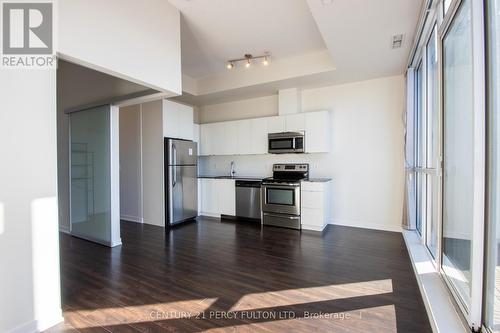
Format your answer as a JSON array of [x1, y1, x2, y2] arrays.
[[48, 217, 431, 332]]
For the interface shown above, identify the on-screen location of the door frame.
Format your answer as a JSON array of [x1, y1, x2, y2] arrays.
[[438, 0, 486, 329]]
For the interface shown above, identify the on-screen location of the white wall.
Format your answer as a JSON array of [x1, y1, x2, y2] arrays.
[[119, 105, 143, 223], [0, 71, 62, 332], [198, 75, 406, 232], [141, 100, 165, 227], [58, 0, 182, 94]]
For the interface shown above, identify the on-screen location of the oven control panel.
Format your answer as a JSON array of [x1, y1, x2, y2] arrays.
[[273, 164, 309, 172]]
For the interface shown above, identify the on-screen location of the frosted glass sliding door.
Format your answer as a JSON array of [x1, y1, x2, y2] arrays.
[[442, 0, 474, 307], [70, 105, 121, 246]]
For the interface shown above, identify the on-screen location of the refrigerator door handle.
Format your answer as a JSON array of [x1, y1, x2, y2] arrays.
[[172, 144, 177, 166], [173, 166, 177, 187]]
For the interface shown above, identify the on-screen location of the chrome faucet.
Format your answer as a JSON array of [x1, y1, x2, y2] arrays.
[[230, 161, 236, 177]]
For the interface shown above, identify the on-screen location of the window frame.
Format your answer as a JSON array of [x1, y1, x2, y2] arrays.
[[438, 0, 486, 330], [406, 0, 486, 330]]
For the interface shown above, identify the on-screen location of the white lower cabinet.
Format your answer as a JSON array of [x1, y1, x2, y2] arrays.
[[200, 178, 235, 217], [301, 180, 331, 231], [218, 179, 236, 216], [200, 178, 218, 216]]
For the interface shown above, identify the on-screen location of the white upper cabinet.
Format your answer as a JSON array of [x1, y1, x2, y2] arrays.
[[198, 110, 331, 156], [285, 113, 305, 132], [163, 100, 194, 140], [250, 118, 268, 155], [193, 124, 200, 143], [225, 120, 240, 155], [200, 123, 216, 156], [212, 122, 226, 155], [267, 116, 286, 133], [237, 120, 253, 155]]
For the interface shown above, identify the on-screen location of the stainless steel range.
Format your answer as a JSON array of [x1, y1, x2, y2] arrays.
[[261, 164, 309, 230]]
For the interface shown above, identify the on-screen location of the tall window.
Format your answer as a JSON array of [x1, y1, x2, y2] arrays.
[[485, 0, 500, 331], [442, 0, 474, 307], [415, 62, 425, 235], [426, 25, 439, 258]]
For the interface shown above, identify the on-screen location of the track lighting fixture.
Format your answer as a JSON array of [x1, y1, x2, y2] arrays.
[[226, 53, 271, 70]]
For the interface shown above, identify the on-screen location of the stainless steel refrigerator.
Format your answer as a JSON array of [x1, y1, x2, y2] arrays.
[[164, 138, 198, 226]]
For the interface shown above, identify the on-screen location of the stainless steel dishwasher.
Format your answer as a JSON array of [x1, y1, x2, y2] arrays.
[[235, 180, 262, 220]]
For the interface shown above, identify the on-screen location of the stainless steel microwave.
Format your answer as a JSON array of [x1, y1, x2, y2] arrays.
[[268, 132, 305, 154]]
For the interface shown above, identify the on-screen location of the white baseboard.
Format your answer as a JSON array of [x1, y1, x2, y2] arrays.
[[59, 225, 70, 234], [330, 219, 402, 233], [36, 312, 64, 332], [6, 312, 63, 333], [142, 220, 164, 227], [302, 224, 327, 232], [6, 320, 37, 333], [121, 215, 143, 223], [200, 212, 220, 218]]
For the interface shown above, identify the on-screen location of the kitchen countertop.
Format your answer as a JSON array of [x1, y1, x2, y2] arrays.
[[198, 175, 331, 183], [303, 178, 332, 183], [198, 175, 265, 181]]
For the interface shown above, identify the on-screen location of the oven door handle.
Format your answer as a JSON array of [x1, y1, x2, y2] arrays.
[[262, 183, 300, 187], [263, 212, 300, 220]]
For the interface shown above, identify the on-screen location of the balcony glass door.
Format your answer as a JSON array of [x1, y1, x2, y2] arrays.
[[415, 62, 426, 236], [442, 0, 474, 308], [425, 25, 439, 258]]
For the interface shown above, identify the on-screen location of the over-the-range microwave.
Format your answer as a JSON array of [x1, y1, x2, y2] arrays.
[[268, 131, 305, 154]]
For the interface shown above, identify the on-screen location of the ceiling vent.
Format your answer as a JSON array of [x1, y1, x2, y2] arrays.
[[391, 34, 405, 49]]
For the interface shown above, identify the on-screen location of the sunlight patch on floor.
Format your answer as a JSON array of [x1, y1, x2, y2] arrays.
[[230, 279, 393, 311], [64, 298, 218, 328]]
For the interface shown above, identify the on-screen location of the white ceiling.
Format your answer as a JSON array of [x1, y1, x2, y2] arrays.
[[169, 0, 423, 105], [306, 0, 423, 83], [169, 0, 327, 78]]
